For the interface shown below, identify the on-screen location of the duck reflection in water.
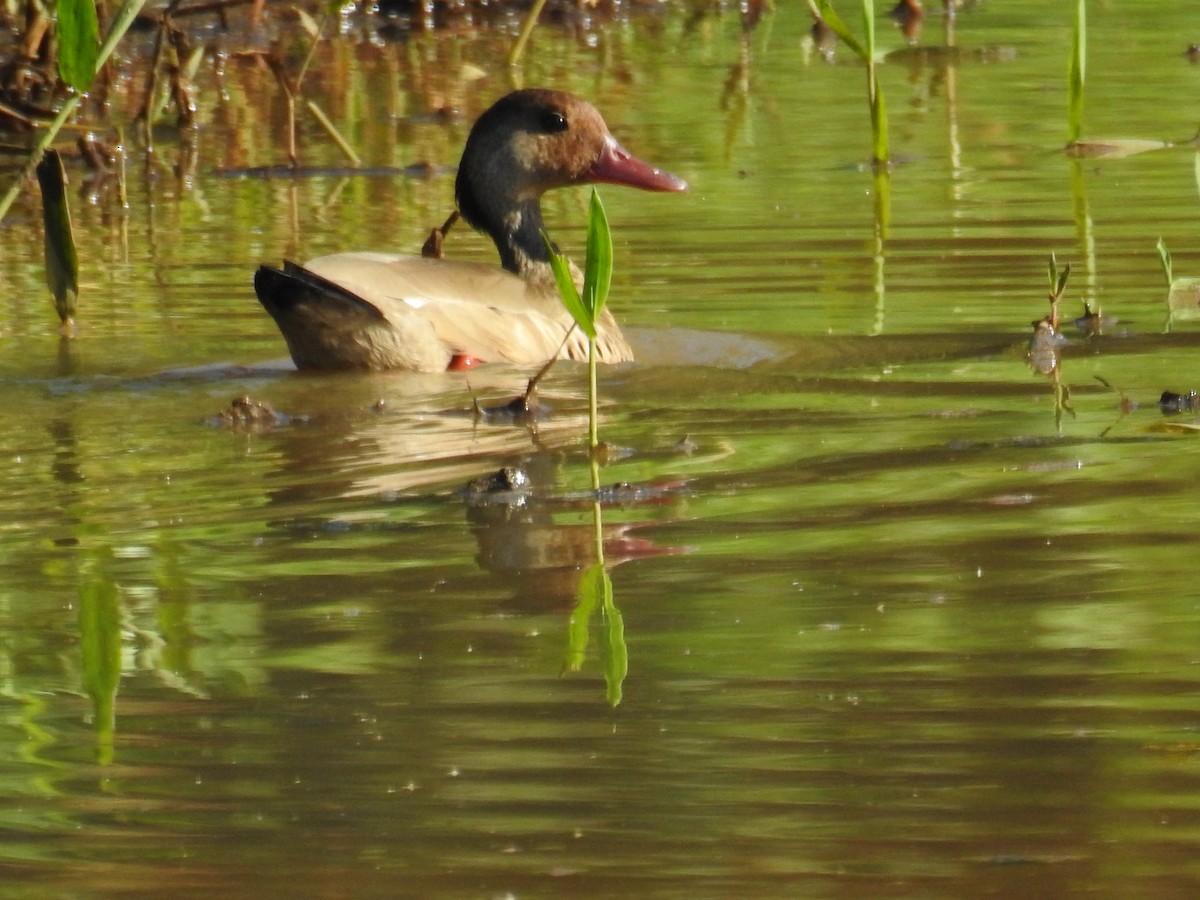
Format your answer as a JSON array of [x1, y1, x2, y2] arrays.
[[464, 456, 690, 608]]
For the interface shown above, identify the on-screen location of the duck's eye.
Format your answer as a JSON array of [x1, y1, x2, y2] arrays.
[[540, 111, 569, 134]]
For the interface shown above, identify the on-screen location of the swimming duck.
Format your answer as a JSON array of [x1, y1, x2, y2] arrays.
[[254, 88, 687, 372]]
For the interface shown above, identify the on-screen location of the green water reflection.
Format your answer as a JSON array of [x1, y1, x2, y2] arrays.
[[3, 2, 1200, 897]]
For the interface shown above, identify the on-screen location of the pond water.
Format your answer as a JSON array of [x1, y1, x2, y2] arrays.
[[4, 2, 1200, 897]]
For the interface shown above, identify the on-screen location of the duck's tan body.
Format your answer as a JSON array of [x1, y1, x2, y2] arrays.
[[255, 252, 631, 372]]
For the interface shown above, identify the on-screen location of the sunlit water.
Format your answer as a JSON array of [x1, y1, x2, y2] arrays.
[[4, 2, 1200, 897]]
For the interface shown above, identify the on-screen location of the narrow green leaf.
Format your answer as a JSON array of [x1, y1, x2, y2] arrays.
[[582, 189, 613, 321], [37, 150, 79, 325], [57, 0, 101, 91], [542, 231, 595, 338], [1056, 263, 1071, 298], [1067, 0, 1086, 145], [814, 0, 868, 60], [563, 562, 605, 675]]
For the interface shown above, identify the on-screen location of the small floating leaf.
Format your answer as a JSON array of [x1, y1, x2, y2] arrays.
[[1147, 421, 1200, 434], [37, 150, 79, 328], [1064, 138, 1172, 160]]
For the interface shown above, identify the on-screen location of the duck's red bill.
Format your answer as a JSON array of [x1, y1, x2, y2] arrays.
[[587, 136, 687, 193]]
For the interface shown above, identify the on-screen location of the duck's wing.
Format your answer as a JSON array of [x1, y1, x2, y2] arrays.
[[255, 259, 448, 371], [302, 252, 632, 367]]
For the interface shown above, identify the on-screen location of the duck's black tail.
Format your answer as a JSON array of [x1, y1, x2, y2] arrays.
[[253, 261, 388, 370]]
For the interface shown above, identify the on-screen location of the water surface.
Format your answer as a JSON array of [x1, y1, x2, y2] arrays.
[[3, 3, 1200, 897]]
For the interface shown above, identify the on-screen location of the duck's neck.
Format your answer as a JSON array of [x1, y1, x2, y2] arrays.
[[494, 197, 554, 279]]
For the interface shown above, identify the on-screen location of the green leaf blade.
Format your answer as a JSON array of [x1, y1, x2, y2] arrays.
[[37, 149, 79, 325], [542, 230, 595, 339], [583, 189, 613, 321], [57, 0, 101, 91], [814, 0, 868, 60]]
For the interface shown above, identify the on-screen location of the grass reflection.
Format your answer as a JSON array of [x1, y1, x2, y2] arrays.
[[78, 562, 120, 765], [562, 467, 627, 707]]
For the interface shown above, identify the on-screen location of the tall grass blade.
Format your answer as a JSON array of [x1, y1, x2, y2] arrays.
[[870, 79, 889, 166], [861, 0, 875, 62], [862, 0, 888, 165], [1067, 0, 1086, 145]]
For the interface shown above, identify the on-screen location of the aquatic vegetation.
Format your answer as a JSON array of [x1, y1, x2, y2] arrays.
[[1, 0, 146, 332], [56, 0, 101, 90], [1063, 0, 1177, 159], [811, 0, 890, 169], [542, 188, 628, 706], [35, 150, 77, 333], [543, 188, 615, 457], [0, 0, 145, 223], [1067, 0, 1085, 147], [564, 559, 626, 708], [1027, 255, 1075, 430], [1158, 238, 1200, 329]]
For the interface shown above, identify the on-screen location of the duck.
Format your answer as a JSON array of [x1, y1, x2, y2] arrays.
[[253, 88, 687, 372]]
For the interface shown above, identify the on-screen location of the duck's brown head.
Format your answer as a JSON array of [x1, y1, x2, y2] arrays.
[[455, 89, 686, 275]]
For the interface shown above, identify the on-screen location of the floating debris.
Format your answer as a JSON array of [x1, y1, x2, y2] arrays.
[[463, 466, 533, 506], [1159, 390, 1199, 414], [208, 396, 290, 429], [674, 435, 699, 455], [1073, 301, 1116, 336], [592, 441, 634, 465], [1027, 317, 1066, 376], [473, 388, 544, 425]]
